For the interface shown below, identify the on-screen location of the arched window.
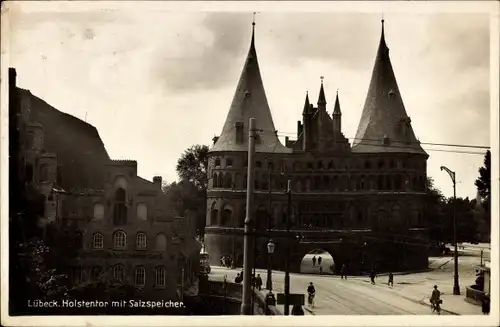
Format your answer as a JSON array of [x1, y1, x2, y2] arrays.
[[224, 172, 232, 189], [93, 203, 104, 220], [135, 266, 146, 286], [328, 161, 333, 170], [305, 178, 312, 191], [91, 266, 103, 280], [92, 232, 104, 249], [254, 179, 260, 190], [389, 160, 396, 169], [113, 230, 126, 249], [377, 175, 384, 190], [155, 267, 166, 287], [359, 175, 366, 190], [26, 132, 35, 149], [365, 161, 372, 169], [218, 174, 224, 188], [256, 161, 262, 168], [155, 233, 167, 251], [307, 162, 313, 170], [293, 162, 301, 171], [210, 202, 218, 226], [221, 205, 232, 227], [39, 164, 48, 182], [313, 176, 321, 190], [377, 160, 385, 169], [113, 188, 127, 226], [137, 203, 147, 220], [26, 164, 34, 182], [213, 173, 218, 188], [323, 176, 330, 190], [317, 161, 323, 169], [215, 158, 221, 167], [332, 176, 338, 191], [113, 264, 124, 281], [136, 232, 147, 248]]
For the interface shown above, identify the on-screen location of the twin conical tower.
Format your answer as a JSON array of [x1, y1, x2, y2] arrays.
[[211, 19, 426, 156]]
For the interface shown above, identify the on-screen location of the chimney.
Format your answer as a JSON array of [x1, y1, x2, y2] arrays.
[[153, 176, 162, 189]]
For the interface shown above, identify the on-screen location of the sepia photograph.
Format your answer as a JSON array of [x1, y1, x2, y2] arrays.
[[1, 1, 498, 326]]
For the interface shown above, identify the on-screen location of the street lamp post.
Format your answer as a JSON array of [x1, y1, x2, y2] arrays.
[[284, 180, 292, 315], [267, 239, 275, 291], [440, 165, 461, 295]]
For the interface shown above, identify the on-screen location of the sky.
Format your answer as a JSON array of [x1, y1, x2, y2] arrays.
[[5, 1, 495, 199]]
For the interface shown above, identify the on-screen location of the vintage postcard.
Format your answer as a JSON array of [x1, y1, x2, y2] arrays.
[[1, 1, 498, 326]]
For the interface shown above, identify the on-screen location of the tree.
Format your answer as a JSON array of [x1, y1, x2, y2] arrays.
[[176, 145, 209, 192], [426, 177, 446, 245], [475, 150, 491, 211], [474, 150, 491, 240], [166, 144, 210, 237]]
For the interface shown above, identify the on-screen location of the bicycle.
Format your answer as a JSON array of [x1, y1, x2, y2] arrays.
[[431, 300, 441, 315], [308, 293, 315, 309]]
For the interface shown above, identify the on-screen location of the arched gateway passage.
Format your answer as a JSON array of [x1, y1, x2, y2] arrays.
[[299, 249, 335, 275]]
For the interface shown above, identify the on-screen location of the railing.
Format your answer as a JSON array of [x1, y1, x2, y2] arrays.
[[205, 280, 281, 315], [465, 285, 485, 305]]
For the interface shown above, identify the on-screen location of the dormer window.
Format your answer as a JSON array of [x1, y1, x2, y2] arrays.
[[226, 158, 233, 167], [235, 122, 244, 144], [244, 90, 251, 98], [382, 135, 390, 145], [388, 89, 395, 98], [215, 158, 221, 167]]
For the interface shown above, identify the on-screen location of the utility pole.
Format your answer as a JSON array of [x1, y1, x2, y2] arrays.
[[241, 118, 257, 315], [284, 179, 291, 315]]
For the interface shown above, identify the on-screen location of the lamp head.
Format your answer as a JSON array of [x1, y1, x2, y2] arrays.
[[267, 239, 275, 254]]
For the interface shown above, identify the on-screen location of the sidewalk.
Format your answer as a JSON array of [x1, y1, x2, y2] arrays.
[[349, 273, 481, 315]]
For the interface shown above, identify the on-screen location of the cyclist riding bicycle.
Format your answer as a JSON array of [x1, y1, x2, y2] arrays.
[[307, 282, 316, 308], [430, 285, 442, 314]]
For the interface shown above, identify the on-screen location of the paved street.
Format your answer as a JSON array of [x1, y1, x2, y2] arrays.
[[210, 254, 484, 315], [212, 267, 437, 314]]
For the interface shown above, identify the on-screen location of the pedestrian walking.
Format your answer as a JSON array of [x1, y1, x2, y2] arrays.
[[318, 256, 323, 266], [256, 274, 263, 291], [340, 264, 347, 280], [388, 272, 394, 287], [312, 256, 317, 267], [319, 265, 323, 275], [481, 294, 490, 315], [370, 270, 376, 285]]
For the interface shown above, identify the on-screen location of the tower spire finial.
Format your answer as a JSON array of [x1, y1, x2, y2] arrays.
[[251, 12, 257, 47]]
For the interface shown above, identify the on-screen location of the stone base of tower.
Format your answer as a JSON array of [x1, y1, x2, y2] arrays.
[[204, 227, 429, 274]]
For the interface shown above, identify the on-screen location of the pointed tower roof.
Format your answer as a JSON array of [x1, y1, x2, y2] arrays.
[[318, 76, 327, 106], [302, 91, 311, 115], [333, 90, 341, 115], [352, 20, 427, 155], [210, 21, 291, 154]]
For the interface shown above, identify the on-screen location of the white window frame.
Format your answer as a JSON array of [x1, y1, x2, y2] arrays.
[[92, 232, 104, 249], [136, 232, 147, 249], [155, 267, 166, 287], [113, 265, 124, 281], [135, 266, 146, 287], [113, 231, 126, 249]]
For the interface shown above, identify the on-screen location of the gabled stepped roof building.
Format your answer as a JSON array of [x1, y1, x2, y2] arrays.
[[205, 20, 429, 274]]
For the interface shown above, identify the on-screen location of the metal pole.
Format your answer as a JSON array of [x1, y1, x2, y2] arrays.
[[241, 118, 257, 315], [453, 179, 460, 295], [266, 162, 273, 290], [480, 250, 484, 266], [284, 179, 291, 315]]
